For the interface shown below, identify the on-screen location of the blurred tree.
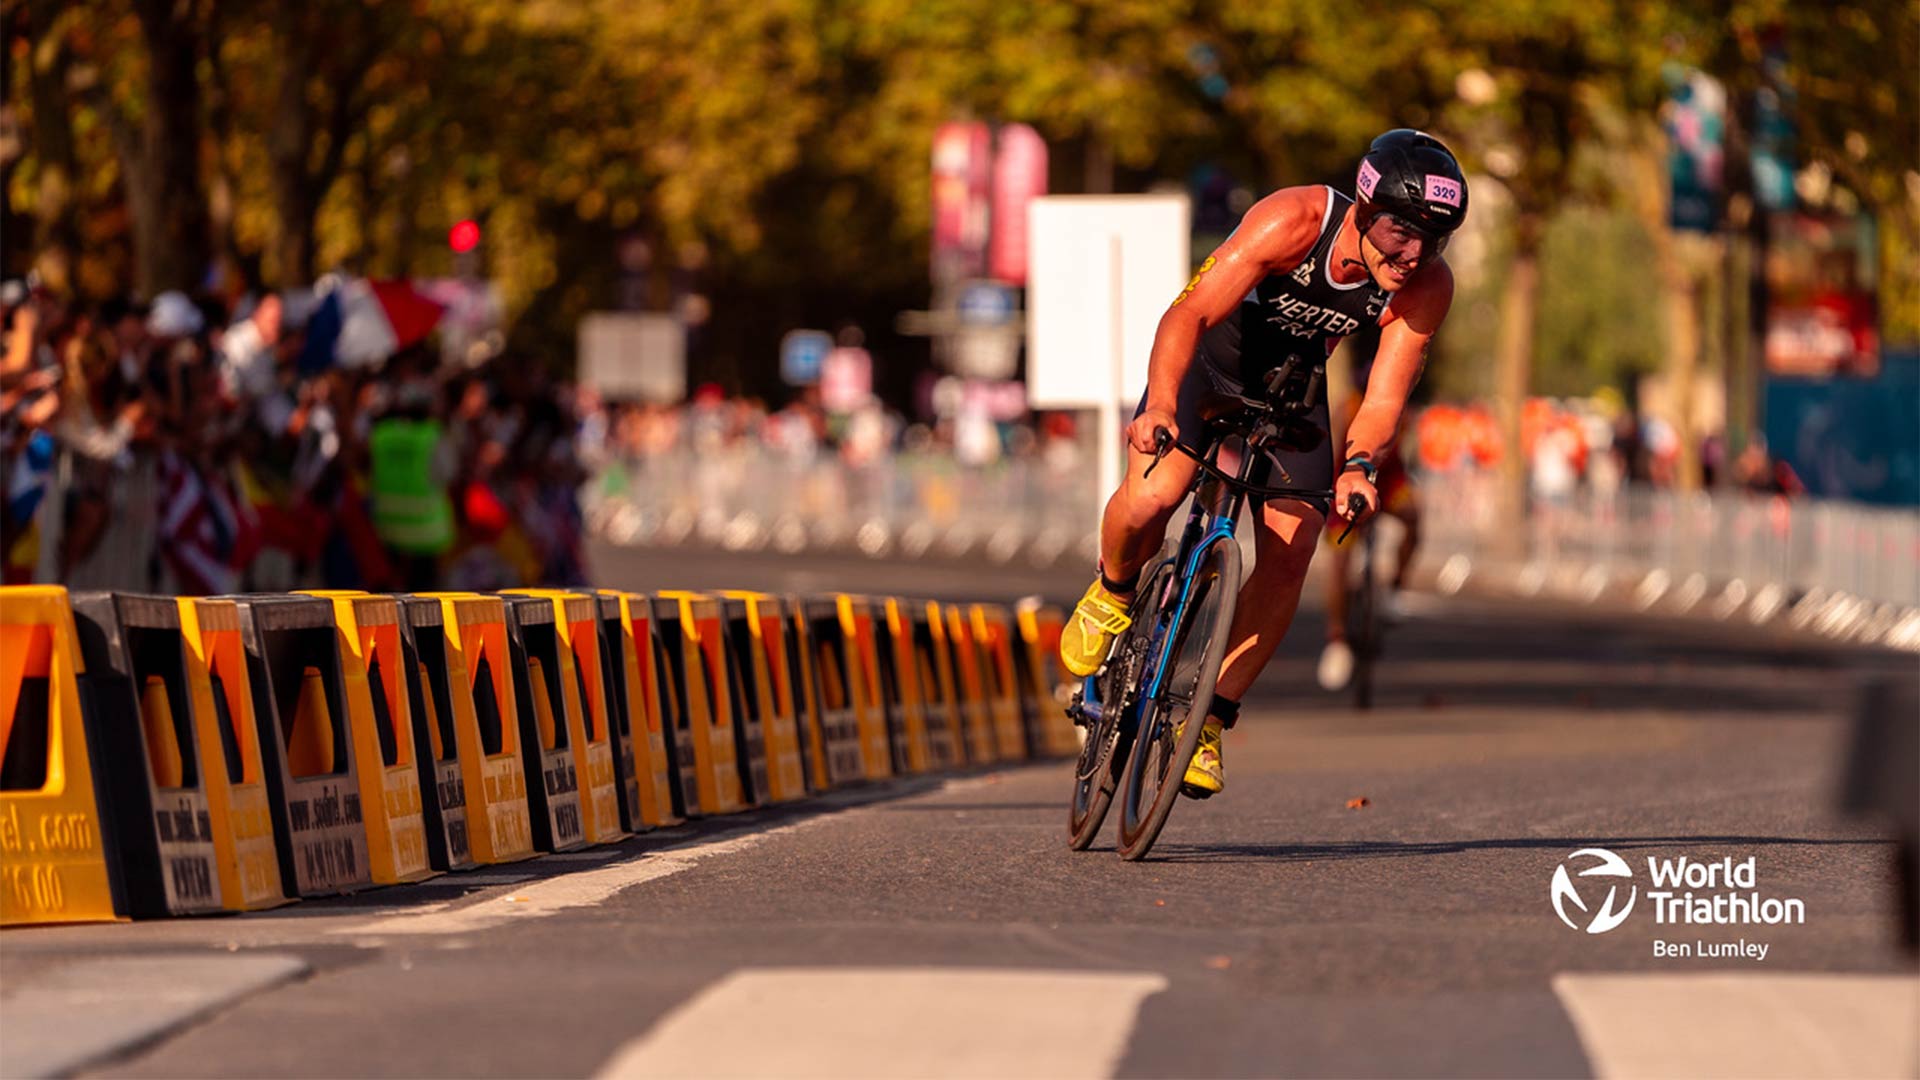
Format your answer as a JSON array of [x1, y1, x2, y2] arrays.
[[7, 0, 1909, 400], [81, 0, 215, 296], [1437, 0, 1675, 523]]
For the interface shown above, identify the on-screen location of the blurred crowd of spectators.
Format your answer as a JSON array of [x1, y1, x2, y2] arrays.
[[1413, 398, 1804, 503], [4, 269, 1811, 594], [0, 279, 590, 593]]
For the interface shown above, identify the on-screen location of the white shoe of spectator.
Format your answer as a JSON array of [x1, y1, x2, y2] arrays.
[[1317, 640, 1354, 692], [1381, 590, 1410, 625]]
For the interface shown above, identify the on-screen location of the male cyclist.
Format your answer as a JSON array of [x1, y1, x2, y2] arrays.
[[1317, 325, 1424, 692], [1058, 129, 1466, 796]]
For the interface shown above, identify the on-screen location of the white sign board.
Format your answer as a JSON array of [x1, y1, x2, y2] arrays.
[[1026, 195, 1190, 409], [579, 312, 686, 403], [1026, 195, 1191, 517]]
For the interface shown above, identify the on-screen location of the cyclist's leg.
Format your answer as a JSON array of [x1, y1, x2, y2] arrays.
[[1103, 318, 1246, 584], [1062, 365, 1208, 677], [1099, 439, 1200, 586], [1215, 496, 1327, 703], [1217, 384, 1335, 704]]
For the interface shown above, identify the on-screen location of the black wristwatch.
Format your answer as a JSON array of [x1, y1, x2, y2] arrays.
[[1342, 455, 1378, 485]]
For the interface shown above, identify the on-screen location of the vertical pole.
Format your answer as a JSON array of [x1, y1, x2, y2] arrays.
[[1097, 232, 1126, 539]]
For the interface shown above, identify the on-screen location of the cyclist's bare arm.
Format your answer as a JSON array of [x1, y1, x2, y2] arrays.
[[1343, 260, 1454, 467], [1130, 186, 1329, 452]]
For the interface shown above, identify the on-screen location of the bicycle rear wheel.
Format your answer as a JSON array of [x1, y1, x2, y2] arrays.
[[1116, 538, 1240, 861]]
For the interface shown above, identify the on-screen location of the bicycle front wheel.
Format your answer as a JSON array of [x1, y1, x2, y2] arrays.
[[1067, 562, 1169, 850], [1116, 537, 1241, 861]]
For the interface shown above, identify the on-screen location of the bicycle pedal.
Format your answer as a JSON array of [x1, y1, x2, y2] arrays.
[[1179, 783, 1216, 800]]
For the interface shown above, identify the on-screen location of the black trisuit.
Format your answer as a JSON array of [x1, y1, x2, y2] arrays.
[[1137, 186, 1390, 515]]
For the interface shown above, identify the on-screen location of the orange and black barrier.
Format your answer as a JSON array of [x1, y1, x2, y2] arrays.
[[721, 594, 808, 804], [713, 596, 771, 806], [176, 597, 292, 910], [781, 594, 835, 792], [968, 604, 1030, 762], [501, 595, 590, 852], [68, 592, 225, 916], [1014, 600, 1079, 758], [500, 590, 627, 846], [7, 582, 1080, 931], [1, 586, 126, 925], [796, 596, 878, 784], [229, 594, 373, 897], [300, 592, 438, 885], [594, 591, 682, 829], [654, 592, 749, 813], [408, 593, 534, 865], [942, 605, 1000, 765], [906, 600, 966, 771], [833, 596, 894, 780], [392, 598, 476, 872], [875, 598, 934, 774]]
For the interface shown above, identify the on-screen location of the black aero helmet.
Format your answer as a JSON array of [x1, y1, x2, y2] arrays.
[[1354, 129, 1468, 236]]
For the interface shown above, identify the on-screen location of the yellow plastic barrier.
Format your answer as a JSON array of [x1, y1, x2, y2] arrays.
[[721, 593, 807, 803], [68, 593, 224, 916], [392, 598, 476, 872], [594, 592, 682, 829], [229, 595, 373, 896], [654, 592, 749, 813], [1014, 600, 1080, 758], [177, 598, 291, 910], [783, 596, 840, 791], [299, 592, 438, 885], [942, 605, 999, 765], [970, 604, 1029, 762], [833, 596, 894, 780], [907, 600, 966, 771], [501, 595, 591, 851], [877, 598, 934, 774], [1, 586, 125, 925], [409, 594, 534, 865]]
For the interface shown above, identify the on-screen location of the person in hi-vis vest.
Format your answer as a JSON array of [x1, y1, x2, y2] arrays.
[[369, 379, 455, 589]]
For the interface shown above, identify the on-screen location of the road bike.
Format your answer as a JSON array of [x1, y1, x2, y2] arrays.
[[1067, 361, 1364, 860]]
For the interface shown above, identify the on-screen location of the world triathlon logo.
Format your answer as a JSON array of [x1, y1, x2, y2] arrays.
[[1550, 848, 1638, 934]]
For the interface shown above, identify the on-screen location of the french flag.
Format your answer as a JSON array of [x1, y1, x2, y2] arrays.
[[299, 278, 445, 374]]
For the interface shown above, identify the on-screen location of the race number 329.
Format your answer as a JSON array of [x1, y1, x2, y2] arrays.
[[1424, 176, 1462, 208]]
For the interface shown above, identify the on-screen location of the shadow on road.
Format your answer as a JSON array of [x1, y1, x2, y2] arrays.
[[1146, 834, 1893, 865]]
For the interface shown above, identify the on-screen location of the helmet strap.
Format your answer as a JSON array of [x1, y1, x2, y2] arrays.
[[1340, 203, 1375, 275]]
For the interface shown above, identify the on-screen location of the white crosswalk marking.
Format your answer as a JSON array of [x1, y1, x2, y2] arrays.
[[594, 968, 1168, 1079], [1552, 972, 1920, 1079]]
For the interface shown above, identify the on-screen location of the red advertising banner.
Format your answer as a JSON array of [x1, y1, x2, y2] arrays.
[[989, 124, 1048, 285], [932, 121, 991, 285], [1764, 212, 1880, 378]]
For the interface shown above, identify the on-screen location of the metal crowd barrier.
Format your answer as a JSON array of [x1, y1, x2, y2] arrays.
[[589, 449, 1919, 650], [587, 449, 1101, 567], [1419, 470, 1920, 651]]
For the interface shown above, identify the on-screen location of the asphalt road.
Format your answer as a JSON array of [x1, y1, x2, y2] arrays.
[[3, 545, 1916, 1078]]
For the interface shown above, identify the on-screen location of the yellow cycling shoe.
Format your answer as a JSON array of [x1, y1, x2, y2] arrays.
[[1181, 718, 1225, 798], [1060, 576, 1133, 677]]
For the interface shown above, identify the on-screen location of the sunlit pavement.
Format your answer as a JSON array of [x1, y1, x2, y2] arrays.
[[3, 549, 1914, 1078]]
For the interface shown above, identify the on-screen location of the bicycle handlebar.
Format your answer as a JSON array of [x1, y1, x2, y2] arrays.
[[1336, 491, 1370, 544]]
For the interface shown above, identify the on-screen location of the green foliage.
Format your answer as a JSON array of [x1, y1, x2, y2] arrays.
[[1534, 205, 1667, 396], [7, 0, 1916, 384]]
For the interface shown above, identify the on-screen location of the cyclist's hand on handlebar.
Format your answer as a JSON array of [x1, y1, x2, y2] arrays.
[[1334, 470, 1377, 523], [1127, 409, 1178, 455]]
